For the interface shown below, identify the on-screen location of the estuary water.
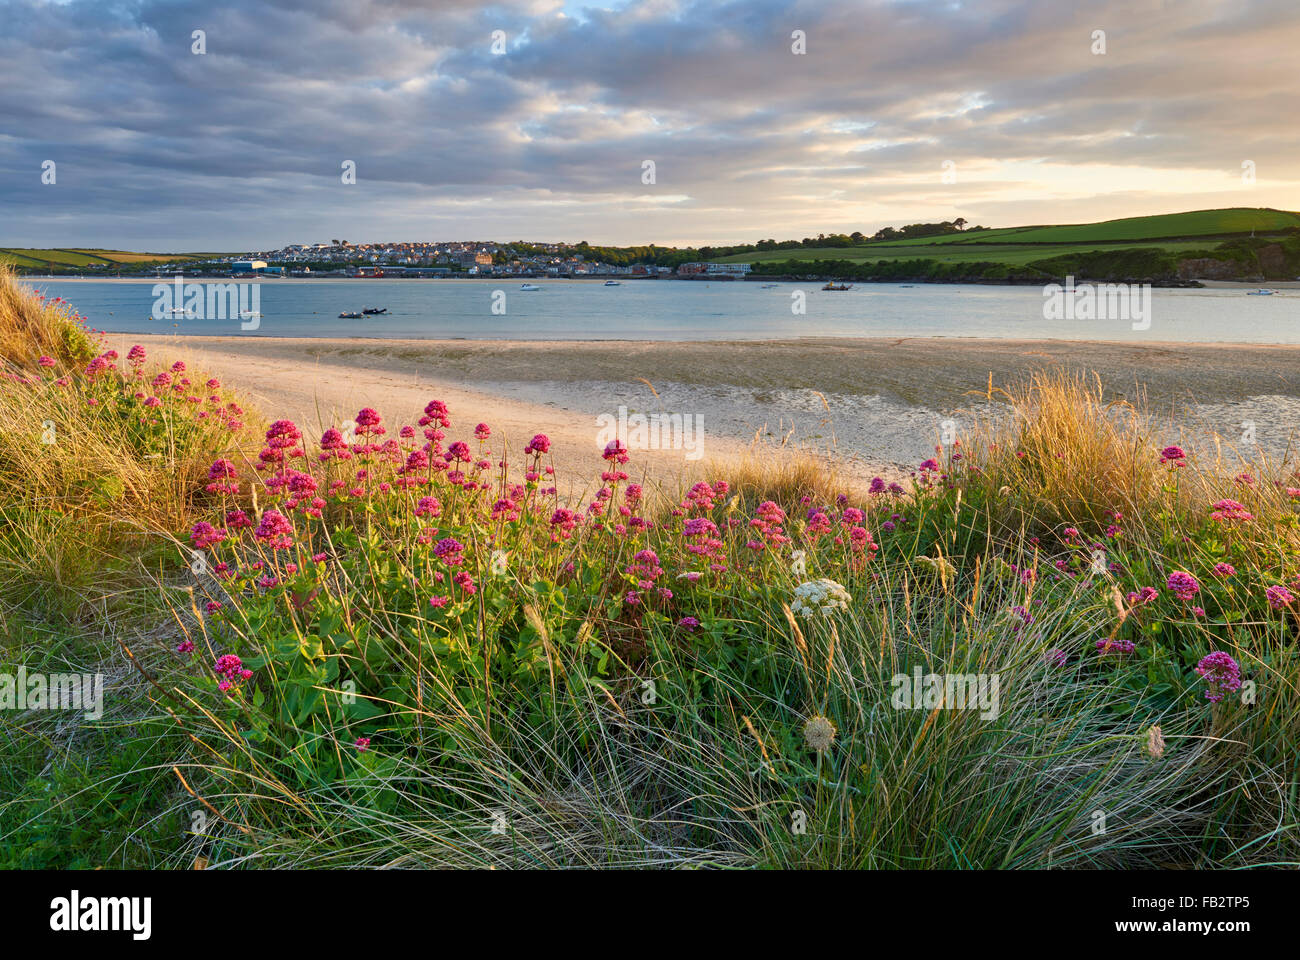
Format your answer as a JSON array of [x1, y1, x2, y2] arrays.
[[30, 278, 1300, 343]]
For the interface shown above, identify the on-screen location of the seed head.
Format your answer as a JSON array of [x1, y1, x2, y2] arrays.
[[803, 715, 836, 752]]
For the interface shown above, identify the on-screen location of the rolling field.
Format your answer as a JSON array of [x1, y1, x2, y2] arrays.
[[995, 208, 1300, 244], [0, 249, 115, 267], [716, 207, 1300, 266], [0, 248, 219, 271], [723, 240, 1218, 266]]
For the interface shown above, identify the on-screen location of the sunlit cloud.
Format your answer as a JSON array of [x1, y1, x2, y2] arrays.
[[0, 0, 1297, 248]]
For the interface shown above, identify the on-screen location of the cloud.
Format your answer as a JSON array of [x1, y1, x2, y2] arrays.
[[0, 0, 1297, 248]]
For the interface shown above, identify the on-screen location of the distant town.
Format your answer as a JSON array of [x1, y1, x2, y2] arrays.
[[126, 239, 751, 280]]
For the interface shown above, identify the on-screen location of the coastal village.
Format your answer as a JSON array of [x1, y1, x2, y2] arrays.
[[145, 240, 751, 280]]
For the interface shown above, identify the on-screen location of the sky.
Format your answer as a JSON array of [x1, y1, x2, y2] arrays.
[[1, 0, 1298, 250]]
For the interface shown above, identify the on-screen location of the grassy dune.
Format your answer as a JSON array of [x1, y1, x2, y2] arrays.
[[0, 266, 260, 621], [0, 266, 1296, 869]]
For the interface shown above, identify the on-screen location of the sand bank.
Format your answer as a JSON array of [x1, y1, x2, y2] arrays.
[[119, 334, 1300, 479]]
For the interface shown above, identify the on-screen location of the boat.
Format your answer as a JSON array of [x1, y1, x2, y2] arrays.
[[338, 311, 363, 319], [520, 283, 541, 291], [1246, 289, 1275, 295], [822, 282, 852, 291], [362, 306, 388, 314], [899, 284, 915, 288], [761, 283, 778, 289], [604, 280, 621, 286]]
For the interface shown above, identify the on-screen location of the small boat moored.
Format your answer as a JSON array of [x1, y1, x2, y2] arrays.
[[520, 283, 541, 291], [362, 306, 388, 314], [1246, 289, 1276, 295], [604, 280, 621, 286], [822, 282, 852, 291], [339, 310, 363, 319], [761, 283, 779, 289]]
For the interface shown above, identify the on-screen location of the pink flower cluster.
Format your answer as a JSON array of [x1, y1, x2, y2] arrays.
[[1209, 499, 1253, 523], [1096, 637, 1136, 655], [1159, 445, 1186, 466], [1165, 571, 1199, 601], [253, 508, 295, 551], [214, 653, 253, 695], [1194, 652, 1241, 703]]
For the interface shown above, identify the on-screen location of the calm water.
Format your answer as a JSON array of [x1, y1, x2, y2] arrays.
[[29, 278, 1300, 343]]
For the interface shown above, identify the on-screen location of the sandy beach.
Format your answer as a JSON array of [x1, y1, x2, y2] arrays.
[[119, 334, 1300, 481]]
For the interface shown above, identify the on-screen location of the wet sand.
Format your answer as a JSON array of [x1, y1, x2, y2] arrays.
[[120, 334, 1300, 475]]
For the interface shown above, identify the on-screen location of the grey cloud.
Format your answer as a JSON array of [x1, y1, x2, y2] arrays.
[[0, 0, 1296, 248]]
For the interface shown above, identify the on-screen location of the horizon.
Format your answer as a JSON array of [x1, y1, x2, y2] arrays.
[[2, 0, 1299, 249], [10, 203, 1300, 257]]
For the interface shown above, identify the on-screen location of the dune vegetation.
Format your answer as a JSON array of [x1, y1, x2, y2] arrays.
[[0, 265, 1296, 869]]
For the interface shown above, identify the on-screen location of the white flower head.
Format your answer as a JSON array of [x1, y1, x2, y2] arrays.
[[803, 715, 836, 752], [790, 549, 807, 577], [790, 578, 851, 620]]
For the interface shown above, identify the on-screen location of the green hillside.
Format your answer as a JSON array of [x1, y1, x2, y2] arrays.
[[0, 248, 213, 272], [0, 251, 47, 269], [714, 207, 1300, 281], [1, 249, 112, 267], [853, 208, 1300, 249], [976, 208, 1300, 244], [731, 239, 1218, 266], [69, 249, 222, 264], [718, 208, 1300, 263]]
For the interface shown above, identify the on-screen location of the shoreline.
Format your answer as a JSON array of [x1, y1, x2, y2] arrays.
[[26, 275, 1300, 289], [86, 332, 1300, 348], [64, 325, 1300, 350], [118, 334, 1300, 480]]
